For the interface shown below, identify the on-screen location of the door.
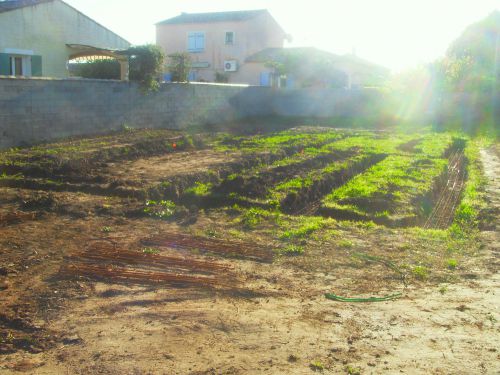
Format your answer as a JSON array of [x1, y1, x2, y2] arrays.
[[11, 57, 22, 76]]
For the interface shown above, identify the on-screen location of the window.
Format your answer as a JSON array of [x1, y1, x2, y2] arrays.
[[0, 49, 39, 77], [188, 32, 205, 52], [225, 31, 235, 45], [9, 55, 31, 76]]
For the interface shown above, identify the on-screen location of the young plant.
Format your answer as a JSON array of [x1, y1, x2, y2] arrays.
[[142, 247, 160, 254], [143, 200, 176, 219]]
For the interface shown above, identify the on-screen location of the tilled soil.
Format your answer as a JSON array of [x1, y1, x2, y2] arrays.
[[0, 145, 498, 374]]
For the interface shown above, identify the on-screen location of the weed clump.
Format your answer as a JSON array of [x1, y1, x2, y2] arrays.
[[412, 265, 429, 280], [143, 200, 176, 219], [309, 360, 324, 372], [142, 247, 160, 254]]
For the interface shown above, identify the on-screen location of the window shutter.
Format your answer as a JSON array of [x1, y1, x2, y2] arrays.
[[163, 73, 172, 82], [0, 53, 10, 75], [260, 72, 270, 86], [31, 55, 42, 76], [196, 33, 205, 50], [188, 33, 196, 51]]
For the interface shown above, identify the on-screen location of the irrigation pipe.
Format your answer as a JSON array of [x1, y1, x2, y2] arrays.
[[325, 252, 405, 303], [324, 292, 402, 302]]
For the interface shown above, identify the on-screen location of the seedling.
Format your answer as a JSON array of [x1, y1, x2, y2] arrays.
[[412, 265, 429, 280], [309, 360, 324, 372], [281, 244, 304, 256], [345, 365, 361, 375], [144, 200, 176, 219], [142, 247, 160, 254], [338, 239, 353, 248], [185, 182, 212, 197], [446, 258, 458, 270]]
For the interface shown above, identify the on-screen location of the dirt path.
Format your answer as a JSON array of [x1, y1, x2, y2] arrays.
[[481, 146, 500, 234]]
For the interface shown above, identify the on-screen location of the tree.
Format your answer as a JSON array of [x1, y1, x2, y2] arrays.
[[167, 52, 192, 82], [71, 45, 165, 90], [127, 44, 165, 90], [430, 11, 499, 135], [447, 10, 499, 78], [264, 49, 353, 88]]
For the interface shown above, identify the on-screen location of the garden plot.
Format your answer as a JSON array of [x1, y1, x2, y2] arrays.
[[188, 132, 420, 214], [0, 126, 494, 375], [0, 128, 350, 203], [0, 129, 186, 179], [0, 129, 467, 230], [319, 134, 459, 226], [0, 130, 198, 197]]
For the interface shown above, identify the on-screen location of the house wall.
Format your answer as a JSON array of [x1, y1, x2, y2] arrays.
[[0, 77, 384, 149], [0, 0, 130, 78], [156, 12, 285, 84], [233, 62, 273, 86]]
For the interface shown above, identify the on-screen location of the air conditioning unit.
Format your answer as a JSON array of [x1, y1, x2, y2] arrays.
[[224, 60, 238, 72]]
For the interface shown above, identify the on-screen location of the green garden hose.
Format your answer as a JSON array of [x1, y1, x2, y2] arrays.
[[324, 292, 402, 302]]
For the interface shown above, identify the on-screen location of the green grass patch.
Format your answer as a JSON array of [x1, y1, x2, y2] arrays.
[[184, 182, 213, 197], [449, 138, 487, 238], [321, 133, 453, 221], [278, 216, 328, 240], [143, 247, 160, 254], [239, 207, 279, 229]]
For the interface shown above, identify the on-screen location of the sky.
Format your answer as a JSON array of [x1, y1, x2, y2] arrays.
[[64, 0, 500, 72]]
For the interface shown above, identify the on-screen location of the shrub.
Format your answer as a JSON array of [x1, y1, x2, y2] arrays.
[[127, 44, 165, 90], [215, 71, 229, 83], [74, 59, 120, 80], [167, 52, 192, 82]]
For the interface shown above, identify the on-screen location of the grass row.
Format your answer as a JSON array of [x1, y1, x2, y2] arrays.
[[0, 129, 193, 173], [320, 133, 455, 223], [449, 137, 489, 237], [214, 129, 345, 153]]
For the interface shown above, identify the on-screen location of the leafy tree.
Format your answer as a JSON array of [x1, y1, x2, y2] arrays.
[[264, 49, 359, 88], [447, 10, 499, 77], [71, 45, 165, 90], [167, 52, 192, 82], [127, 44, 165, 90], [431, 11, 499, 135], [391, 11, 499, 135]]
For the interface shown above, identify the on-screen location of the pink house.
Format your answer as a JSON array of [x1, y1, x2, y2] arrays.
[[156, 9, 288, 85]]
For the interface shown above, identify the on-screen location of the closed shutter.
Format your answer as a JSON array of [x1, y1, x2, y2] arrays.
[[31, 55, 42, 76], [188, 71, 196, 81], [188, 33, 196, 51], [195, 33, 205, 50], [188, 32, 205, 52], [163, 73, 172, 82], [260, 72, 271, 86], [0, 53, 10, 75]]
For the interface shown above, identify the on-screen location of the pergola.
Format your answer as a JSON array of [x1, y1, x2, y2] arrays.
[[66, 44, 129, 80]]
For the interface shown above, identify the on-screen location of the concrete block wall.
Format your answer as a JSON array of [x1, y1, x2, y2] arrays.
[[0, 77, 381, 149]]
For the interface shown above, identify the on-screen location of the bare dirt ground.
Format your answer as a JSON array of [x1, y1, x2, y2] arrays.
[[0, 144, 499, 374], [104, 149, 243, 187]]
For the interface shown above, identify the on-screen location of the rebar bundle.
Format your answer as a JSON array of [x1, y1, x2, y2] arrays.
[[141, 232, 275, 262]]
